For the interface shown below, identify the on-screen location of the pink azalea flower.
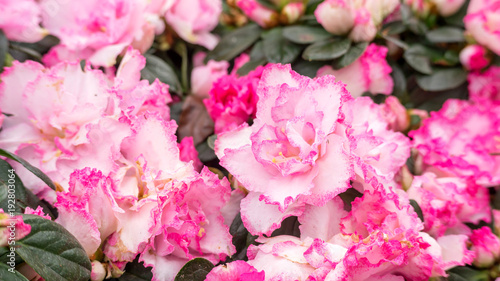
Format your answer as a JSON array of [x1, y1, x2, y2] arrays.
[[0, 0, 47, 42], [215, 64, 354, 235], [206, 260, 265, 281], [470, 226, 500, 267], [236, 0, 279, 28], [409, 99, 500, 186], [315, 0, 356, 35], [468, 65, 500, 103], [191, 57, 229, 99], [0, 210, 31, 247], [407, 172, 490, 237], [204, 63, 263, 134], [317, 44, 394, 97], [165, 0, 222, 50], [39, 0, 164, 66], [464, 0, 500, 56]]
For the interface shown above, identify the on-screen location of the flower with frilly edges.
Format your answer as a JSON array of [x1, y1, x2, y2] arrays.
[[470, 226, 500, 267], [317, 44, 394, 98], [468, 65, 500, 103], [0, 0, 47, 43], [464, 0, 500, 56], [215, 64, 354, 235]]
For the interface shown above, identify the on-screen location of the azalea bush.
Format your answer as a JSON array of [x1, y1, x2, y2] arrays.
[[0, 0, 500, 280]]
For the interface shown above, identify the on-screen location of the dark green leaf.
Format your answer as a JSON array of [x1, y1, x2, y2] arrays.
[[381, 21, 407, 35], [447, 273, 469, 281], [416, 68, 467, 91], [0, 149, 56, 191], [403, 45, 433, 75], [17, 214, 91, 281], [303, 38, 351, 61], [249, 41, 265, 61], [305, 0, 323, 15], [196, 141, 217, 163], [339, 188, 363, 212], [262, 28, 302, 64], [382, 35, 409, 50], [333, 42, 368, 69], [141, 55, 182, 93], [236, 58, 267, 76], [390, 62, 407, 99], [407, 18, 428, 35], [0, 30, 8, 70], [174, 258, 214, 281], [206, 24, 262, 62], [0, 263, 29, 281], [282, 26, 332, 44], [292, 60, 326, 78], [426, 27, 465, 43], [447, 267, 489, 281], [409, 199, 424, 222]]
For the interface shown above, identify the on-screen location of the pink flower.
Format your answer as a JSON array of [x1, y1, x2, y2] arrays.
[[39, 0, 164, 66], [464, 0, 500, 56], [24, 206, 51, 220], [205, 260, 265, 281], [468, 65, 500, 103], [165, 0, 222, 50], [380, 96, 410, 132], [0, 0, 46, 42], [317, 44, 394, 98], [315, 0, 356, 35], [215, 64, 354, 235], [191, 58, 229, 99], [0, 49, 171, 202], [0, 210, 31, 247], [204, 64, 263, 134], [281, 2, 305, 24], [407, 172, 490, 237], [470, 226, 500, 267], [55, 168, 121, 257], [409, 99, 500, 186], [236, 0, 279, 28], [178, 137, 203, 172], [460, 45, 490, 71]]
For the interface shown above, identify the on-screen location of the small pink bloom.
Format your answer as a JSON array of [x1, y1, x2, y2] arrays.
[[464, 0, 500, 56], [349, 8, 377, 42], [460, 45, 490, 71], [0, 0, 46, 43], [204, 65, 263, 134], [0, 210, 31, 247], [468, 65, 500, 103], [205, 260, 265, 281], [191, 59, 229, 99], [178, 136, 203, 172], [470, 226, 500, 267], [281, 2, 305, 24], [317, 44, 394, 97], [91, 261, 107, 281], [24, 206, 51, 220], [236, 0, 279, 28], [380, 96, 410, 132], [165, 0, 222, 50]]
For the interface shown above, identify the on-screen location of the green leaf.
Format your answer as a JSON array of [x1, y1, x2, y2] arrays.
[[0, 263, 29, 281], [381, 21, 407, 36], [16, 214, 91, 281], [249, 41, 265, 61], [302, 38, 351, 61], [262, 28, 302, 64], [333, 42, 368, 69], [236, 58, 267, 76], [447, 267, 489, 281], [196, 141, 217, 163], [0, 149, 56, 191], [174, 258, 214, 281], [141, 54, 182, 93], [416, 68, 467, 91], [409, 199, 424, 222], [292, 60, 326, 78], [426, 27, 465, 43], [0, 30, 8, 70], [282, 26, 332, 44], [206, 24, 262, 62], [403, 45, 434, 75], [390, 62, 407, 99]]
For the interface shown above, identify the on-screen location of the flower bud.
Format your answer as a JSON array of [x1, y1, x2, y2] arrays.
[[280, 2, 305, 24], [237, 0, 280, 28], [315, 0, 355, 35], [470, 227, 500, 268], [459, 44, 490, 71]]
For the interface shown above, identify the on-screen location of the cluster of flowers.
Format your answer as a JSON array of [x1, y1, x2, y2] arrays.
[[1, 0, 500, 280], [0, 0, 221, 66], [0, 48, 237, 280]]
